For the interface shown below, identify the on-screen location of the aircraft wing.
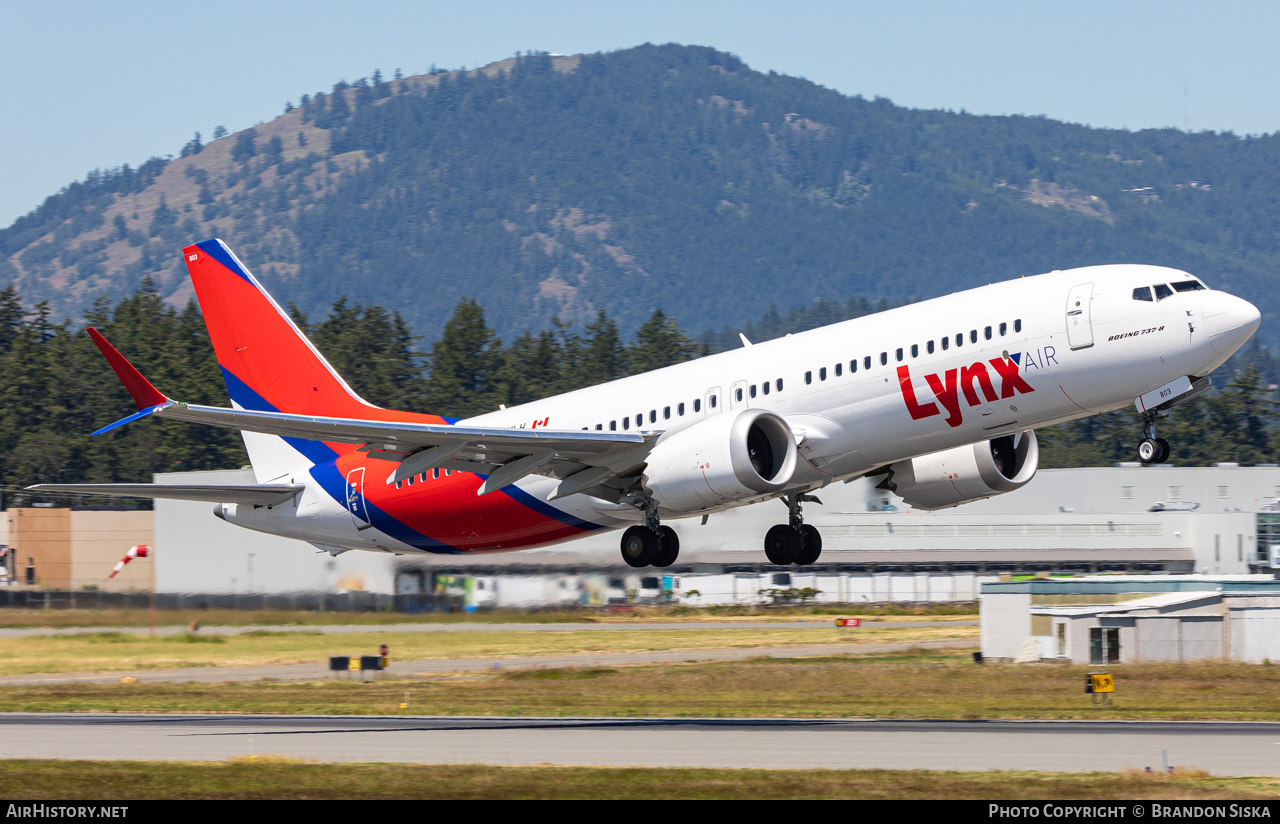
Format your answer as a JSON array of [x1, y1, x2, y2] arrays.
[[82, 327, 655, 500], [151, 401, 654, 497], [25, 484, 305, 505]]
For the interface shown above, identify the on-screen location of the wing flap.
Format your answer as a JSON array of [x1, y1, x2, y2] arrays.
[[26, 484, 304, 506]]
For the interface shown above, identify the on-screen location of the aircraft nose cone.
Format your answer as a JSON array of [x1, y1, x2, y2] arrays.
[[1203, 292, 1261, 356]]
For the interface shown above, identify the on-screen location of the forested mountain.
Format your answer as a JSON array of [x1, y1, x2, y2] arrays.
[[3, 44, 1280, 349]]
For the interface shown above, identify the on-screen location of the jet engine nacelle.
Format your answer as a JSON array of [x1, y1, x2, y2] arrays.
[[643, 408, 799, 513], [878, 431, 1039, 511]]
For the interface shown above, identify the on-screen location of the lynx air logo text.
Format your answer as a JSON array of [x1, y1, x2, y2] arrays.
[[898, 354, 1035, 428]]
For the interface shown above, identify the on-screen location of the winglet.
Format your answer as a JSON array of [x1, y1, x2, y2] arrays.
[[86, 327, 168, 410]]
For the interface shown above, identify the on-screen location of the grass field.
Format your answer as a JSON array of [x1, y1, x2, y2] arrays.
[[0, 760, 1275, 800], [0, 603, 976, 628], [0, 624, 975, 676], [4, 650, 1280, 720]]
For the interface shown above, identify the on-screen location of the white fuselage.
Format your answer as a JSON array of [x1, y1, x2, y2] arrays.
[[226, 263, 1261, 553]]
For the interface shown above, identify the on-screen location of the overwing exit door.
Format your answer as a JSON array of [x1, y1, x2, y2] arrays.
[[345, 467, 372, 531], [1066, 283, 1095, 350]]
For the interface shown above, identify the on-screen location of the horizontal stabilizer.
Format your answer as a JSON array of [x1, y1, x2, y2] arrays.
[[25, 484, 304, 506]]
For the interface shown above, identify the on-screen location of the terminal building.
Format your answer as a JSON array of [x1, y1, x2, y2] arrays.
[[4, 464, 1277, 606]]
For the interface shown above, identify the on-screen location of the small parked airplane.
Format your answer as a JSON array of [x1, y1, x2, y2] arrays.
[[31, 240, 1260, 567]]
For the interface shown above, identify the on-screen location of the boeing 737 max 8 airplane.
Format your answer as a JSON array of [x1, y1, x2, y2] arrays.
[[31, 239, 1262, 567]]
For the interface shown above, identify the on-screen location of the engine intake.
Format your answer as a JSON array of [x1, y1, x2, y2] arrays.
[[643, 408, 798, 513], [878, 431, 1039, 511]]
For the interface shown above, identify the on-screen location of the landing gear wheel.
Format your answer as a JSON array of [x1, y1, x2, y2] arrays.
[[620, 525, 659, 568], [795, 524, 822, 566], [1154, 437, 1170, 463], [652, 526, 680, 567], [1138, 438, 1161, 465], [764, 524, 801, 565]]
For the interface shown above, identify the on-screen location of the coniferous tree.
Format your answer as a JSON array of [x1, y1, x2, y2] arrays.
[[422, 298, 503, 417], [626, 309, 700, 375], [231, 129, 257, 162]]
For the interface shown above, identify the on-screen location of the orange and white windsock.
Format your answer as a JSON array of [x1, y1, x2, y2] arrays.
[[108, 544, 150, 579]]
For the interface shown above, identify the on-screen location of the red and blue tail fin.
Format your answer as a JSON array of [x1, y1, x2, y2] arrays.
[[182, 239, 449, 480]]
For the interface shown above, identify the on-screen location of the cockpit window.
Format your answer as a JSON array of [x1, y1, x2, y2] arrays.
[[1132, 286, 1153, 302], [1172, 280, 1205, 293], [1153, 283, 1174, 301]]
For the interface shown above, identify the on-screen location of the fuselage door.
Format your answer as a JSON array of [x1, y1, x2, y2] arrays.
[[1066, 283, 1095, 350], [345, 467, 372, 531], [704, 386, 722, 415], [729, 380, 749, 410]]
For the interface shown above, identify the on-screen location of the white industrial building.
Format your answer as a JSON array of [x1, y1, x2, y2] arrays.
[[143, 464, 1280, 606], [980, 576, 1280, 664]]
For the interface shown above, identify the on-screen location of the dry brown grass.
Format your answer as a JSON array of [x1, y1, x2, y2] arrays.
[[0, 760, 1275, 800], [2, 651, 1278, 720], [0, 624, 976, 676]]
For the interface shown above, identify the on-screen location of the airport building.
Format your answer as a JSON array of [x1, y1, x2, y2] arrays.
[[4, 464, 1277, 607], [980, 575, 1280, 664]]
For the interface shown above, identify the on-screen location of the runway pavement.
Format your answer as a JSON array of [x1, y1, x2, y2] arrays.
[[1, 714, 1276, 775], [0, 637, 975, 686]]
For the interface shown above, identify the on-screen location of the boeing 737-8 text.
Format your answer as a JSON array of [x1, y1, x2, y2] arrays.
[[31, 240, 1261, 568]]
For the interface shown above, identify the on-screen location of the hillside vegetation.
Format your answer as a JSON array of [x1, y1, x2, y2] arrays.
[[3, 45, 1280, 347]]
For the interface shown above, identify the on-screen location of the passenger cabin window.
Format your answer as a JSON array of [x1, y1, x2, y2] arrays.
[[927, 340, 934, 354], [805, 371, 812, 385], [763, 382, 771, 395], [749, 385, 757, 398], [1014, 319, 1022, 333], [694, 399, 702, 412], [407, 475, 415, 486], [941, 336, 949, 351], [910, 344, 918, 358], [622, 418, 630, 430], [1154, 283, 1173, 300], [678, 403, 685, 416], [433, 468, 440, 479], [710, 394, 718, 408], [445, 468, 452, 476], [864, 356, 871, 370], [999, 322, 1007, 336], [649, 410, 657, 424], [880, 352, 888, 366], [1172, 280, 1205, 292], [595, 424, 602, 430], [609, 420, 617, 431], [835, 363, 842, 377], [663, 406, 671, 420], [850, 359, 857, 373], [735, 388, 743, 402], [420, 472, 428, 483], [984, 326, 992, 340], [636, 414, 643, 427], [776, 379, 783, 392], [1133, 286, 1154, 302], [395, 480, 403, 489], [970, 330, 978, 344], [955, 333, 963, 347], [819, 367, 827, 381], [896, 348, 904, 362]]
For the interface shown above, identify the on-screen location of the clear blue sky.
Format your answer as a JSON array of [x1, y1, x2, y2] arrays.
[[3, 0, 1279, 227]]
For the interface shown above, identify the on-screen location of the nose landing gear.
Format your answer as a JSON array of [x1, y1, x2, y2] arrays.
[[1138, 411, 1170, 465], [763, 493, 823, 566]]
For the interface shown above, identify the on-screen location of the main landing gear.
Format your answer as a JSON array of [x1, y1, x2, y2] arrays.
[[1137, 410, 1171, 465], [619, 499, 679, 568], [763, 492, 823, 566]]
